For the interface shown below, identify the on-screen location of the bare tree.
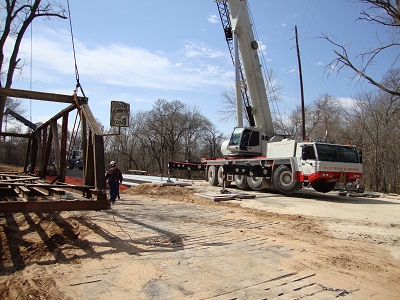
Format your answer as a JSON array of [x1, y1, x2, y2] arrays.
[[0, 0, 67, 132], [218, 68, 283, 126], [350, 68, 400, 192], [280, 94, 351, 143], [322, 0, 400, 97], [199, 122, 225, 158]]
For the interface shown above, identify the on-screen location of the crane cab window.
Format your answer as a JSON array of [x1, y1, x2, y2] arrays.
[[240, 129, 251, 150], [302, 144, 316, 160], [248, 130, 260, 146], [229, 128, 243, 146]]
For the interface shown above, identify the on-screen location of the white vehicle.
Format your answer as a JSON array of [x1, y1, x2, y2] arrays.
[[169, 0, 362, 194]]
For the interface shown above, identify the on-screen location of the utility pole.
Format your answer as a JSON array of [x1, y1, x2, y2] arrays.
[[295, 25, 306, 141]]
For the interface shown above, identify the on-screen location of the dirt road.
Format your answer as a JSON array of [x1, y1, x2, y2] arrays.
[[1, 182, 400, 299]]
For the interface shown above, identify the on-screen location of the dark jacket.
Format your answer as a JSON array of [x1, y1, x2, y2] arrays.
[[105, 167, 123, 183]]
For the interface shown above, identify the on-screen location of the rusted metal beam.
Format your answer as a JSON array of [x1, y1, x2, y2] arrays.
[[0, 176, 41, 182], [59, 112, 68, 182], [0, 87, 109, 211], [0, 132, 30, 138], [0, 87, 87, 104], [24, 136, 32, 173], [0, 198, 110, 213], [41, 126, 53, 178], [29, 132, 38, 174], [51, 120, 61, 175], [85, 129, 95, 187]]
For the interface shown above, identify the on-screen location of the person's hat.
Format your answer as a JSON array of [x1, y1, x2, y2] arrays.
[[110, 161, 116, 166]]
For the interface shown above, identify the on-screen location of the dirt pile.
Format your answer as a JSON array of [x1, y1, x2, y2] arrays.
[[124, 183, 213, 204]]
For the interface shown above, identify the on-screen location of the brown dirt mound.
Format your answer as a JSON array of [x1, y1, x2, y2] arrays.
[[124, 183, 212, 204]]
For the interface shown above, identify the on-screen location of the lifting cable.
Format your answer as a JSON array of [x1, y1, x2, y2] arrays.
[[66, 0, 86, 99], [64, 1, 131, 233], [64, 2, 130, 236], [65, 0, 84, 172]]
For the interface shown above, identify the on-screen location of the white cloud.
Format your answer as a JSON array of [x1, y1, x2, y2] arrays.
[[316, 61, 324, 66], [207, 13, 219, 24], [19, 28, 230, 93], [184, 41, 224, 59]]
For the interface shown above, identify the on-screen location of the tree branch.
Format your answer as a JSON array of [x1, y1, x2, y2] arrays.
[[333, 49, 400, 96]]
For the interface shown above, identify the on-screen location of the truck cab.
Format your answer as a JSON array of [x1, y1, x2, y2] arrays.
[[297, 142, 362, 193]]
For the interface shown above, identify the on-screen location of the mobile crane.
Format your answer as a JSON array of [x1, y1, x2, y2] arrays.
[[168, 0, 362, 194]]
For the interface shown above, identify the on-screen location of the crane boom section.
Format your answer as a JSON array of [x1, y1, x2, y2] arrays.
[[227, 0, 274, 136]]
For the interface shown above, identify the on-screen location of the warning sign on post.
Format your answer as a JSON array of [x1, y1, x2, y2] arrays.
[[110, 101, 130, 127]]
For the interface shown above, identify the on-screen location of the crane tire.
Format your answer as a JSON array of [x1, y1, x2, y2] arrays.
[[273, 165, 302, 194], [247, 176, 265, 191], [234, 175, 249, 190], [207, 166, 219, 186], [312, 182, 336, 193], [217, 166, 231, 187]]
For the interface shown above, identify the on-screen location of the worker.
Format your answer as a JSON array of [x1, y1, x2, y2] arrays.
[[105, 161, 123, 204]]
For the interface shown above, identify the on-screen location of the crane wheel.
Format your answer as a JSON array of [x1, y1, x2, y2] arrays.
[[234, 175, 249, 190], [273, 165, 302, 194], [246, 176, 265, 191], [207, 166, 219, 186]]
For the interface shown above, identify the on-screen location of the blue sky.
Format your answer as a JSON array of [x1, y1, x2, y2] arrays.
[[11, 0, 398, 135]]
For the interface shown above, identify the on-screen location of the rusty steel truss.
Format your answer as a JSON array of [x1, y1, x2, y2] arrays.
[[0, 87, 110, 213]]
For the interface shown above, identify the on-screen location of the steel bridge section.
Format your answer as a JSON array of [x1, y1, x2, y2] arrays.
[[0, 87, 110, 213]]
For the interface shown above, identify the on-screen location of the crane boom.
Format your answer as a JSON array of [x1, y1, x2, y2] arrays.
[[226, 0, 274, 135], [218, 0, 278, 156], [216, 1, 254, 126]]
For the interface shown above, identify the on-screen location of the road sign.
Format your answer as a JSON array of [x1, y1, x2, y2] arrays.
[[110, 101, 130, 127]]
